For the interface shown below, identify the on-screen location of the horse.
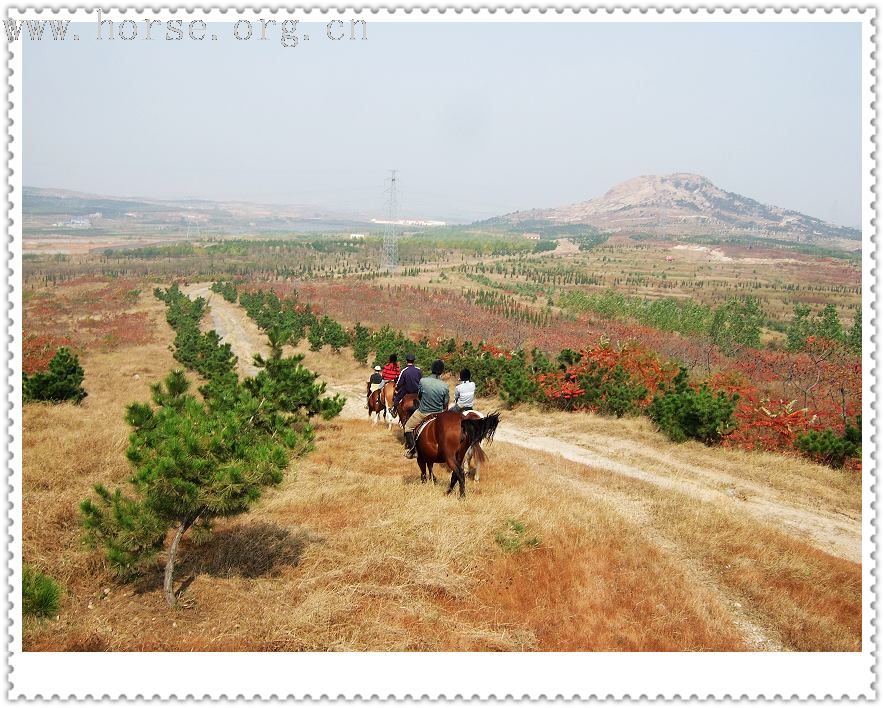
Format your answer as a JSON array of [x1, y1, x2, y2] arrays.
[[414, 411, 500, 498], [367, 381, 396, 427], [462, 411, 488, 481], [394, 392, 420, 429]]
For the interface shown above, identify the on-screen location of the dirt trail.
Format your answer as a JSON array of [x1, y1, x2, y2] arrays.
[[182, 283, 861, 564]]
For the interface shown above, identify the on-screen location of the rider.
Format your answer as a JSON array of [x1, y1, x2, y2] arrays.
[[366, 365, 383, 408], [392, 353, 422, 414], [403, 359, 449, 459], [381, 353, 400, 383], [449, 368, 476, 413], [380, 354, 400, 414]]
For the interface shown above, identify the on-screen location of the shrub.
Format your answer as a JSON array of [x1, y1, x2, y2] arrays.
[[22, 564, 60, 618], [319, 316, 350, 352], [210, 281, 238, 303], [307, 325, 323, 352], [351, 323, 371, 364], [23, 347, 87, 404], [709, 297, 763, 354], [796, 417, 861, 468], [499, 355, 540, 407], [593, 365, 648, 418], [495, 519, 541, 553], [647, 368, 738, 445]]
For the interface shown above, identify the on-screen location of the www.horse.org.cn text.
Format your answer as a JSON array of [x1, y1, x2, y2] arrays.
[[4, 13, 368, 48]]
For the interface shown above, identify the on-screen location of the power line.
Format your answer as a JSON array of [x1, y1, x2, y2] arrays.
[[382, 169, 399, 272]]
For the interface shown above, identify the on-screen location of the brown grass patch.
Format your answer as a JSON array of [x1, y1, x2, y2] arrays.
[[647, 493, 861, 651]]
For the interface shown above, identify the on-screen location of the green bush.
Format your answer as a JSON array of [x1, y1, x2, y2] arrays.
[[796, 417, 861, 468], [499, 358, 540, 408], [646, 368, 738, 445], [709, 297, 763, 354], [23, 347, 87, 404], [495, 519, 541, 553], [351, 323, 371, 364], [22, 564, 60, 618], [586, 364, 648, 418], [210, 281, 238, 303]]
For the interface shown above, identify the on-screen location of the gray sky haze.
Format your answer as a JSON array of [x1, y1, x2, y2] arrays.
[[23, 20, 862, 225]]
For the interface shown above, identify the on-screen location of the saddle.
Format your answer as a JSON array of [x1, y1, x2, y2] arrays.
[[415, 412, 443, 443]]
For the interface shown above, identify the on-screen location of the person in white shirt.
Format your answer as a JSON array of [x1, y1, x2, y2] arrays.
[[450, 368, 476, 413]]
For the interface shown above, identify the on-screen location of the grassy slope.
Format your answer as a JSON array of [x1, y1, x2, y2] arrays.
[[21, 286, 861, 651]]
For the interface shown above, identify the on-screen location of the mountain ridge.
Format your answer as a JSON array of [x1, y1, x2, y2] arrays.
[[488, 173, 861, 248]]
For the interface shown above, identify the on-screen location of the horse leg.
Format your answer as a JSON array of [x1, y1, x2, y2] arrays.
[[472, 445, 481, 482], [445, 456, 464, 497], [427, 462, 436, 485]]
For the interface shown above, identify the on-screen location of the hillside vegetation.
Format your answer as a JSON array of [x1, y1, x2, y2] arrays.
[[21, 226, 862, 652]]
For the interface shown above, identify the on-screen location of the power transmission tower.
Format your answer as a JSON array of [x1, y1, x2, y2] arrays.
[[185, 217, 201, 240], [382, 169, 399, 272]]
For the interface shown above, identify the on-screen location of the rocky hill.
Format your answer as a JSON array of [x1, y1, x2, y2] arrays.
[[490, 173, 861, 248]]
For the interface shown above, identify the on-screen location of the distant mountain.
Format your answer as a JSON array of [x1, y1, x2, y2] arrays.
[[487, 174, 861, 248], [22, 186, 381, 235]]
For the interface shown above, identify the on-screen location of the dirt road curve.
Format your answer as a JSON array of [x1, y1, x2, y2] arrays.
[[184, 283, 861, 563]]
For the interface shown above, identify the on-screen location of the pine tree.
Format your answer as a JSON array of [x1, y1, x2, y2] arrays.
[[816, 304, 845, 343], [81, 370, 294, 607], [23, 347, 87, 404], [796, 416, 861, 468], [786, 304, 813, 352], [847, 307, 862, 355], [709, 297, 763, 355], [647, 368, 738, 445]]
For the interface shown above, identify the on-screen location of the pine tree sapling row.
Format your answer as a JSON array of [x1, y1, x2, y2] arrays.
[[79, 288, 346, 606]]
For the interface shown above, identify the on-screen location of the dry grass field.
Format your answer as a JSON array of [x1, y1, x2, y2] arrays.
[[21, 282, 861, 652]]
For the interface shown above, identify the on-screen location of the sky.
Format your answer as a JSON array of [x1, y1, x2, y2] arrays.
[[23, 20, 862, 225]]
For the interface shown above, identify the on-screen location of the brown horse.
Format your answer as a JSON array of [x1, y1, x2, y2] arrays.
[[414, 411, 500, 497], [367, 381, 396, 427], [394, 392, 420, 429], [462, 411, 488, 481]]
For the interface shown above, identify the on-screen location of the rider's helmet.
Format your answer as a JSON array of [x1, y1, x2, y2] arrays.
[[431, 359, 445, 375], [460, 368, 470, 382], [389, 353, 398, 363], [374, 365, 382, 372], [406, 353, 416, 363]]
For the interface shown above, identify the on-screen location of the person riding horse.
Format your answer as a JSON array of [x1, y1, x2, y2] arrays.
[[381, 354, 400, 383], [365, 365, 383, 409], [392, 353, 422, 416], [381, 354, 400, 415], [449, 368, 475, 413], [403, 359, 449, 458]]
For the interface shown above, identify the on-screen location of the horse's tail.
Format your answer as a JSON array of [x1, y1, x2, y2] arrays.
[[461, 411, 500, 448]]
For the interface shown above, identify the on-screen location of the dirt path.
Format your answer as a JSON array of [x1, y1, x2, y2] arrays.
[[182, 283, 861, 564]]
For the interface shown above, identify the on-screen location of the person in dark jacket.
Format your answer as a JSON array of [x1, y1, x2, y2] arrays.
[[392, 353, 422, 412], [403, 359, 449, 458]]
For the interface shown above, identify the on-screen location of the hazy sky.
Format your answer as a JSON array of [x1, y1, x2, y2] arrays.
[[24, 20, 862, 225]]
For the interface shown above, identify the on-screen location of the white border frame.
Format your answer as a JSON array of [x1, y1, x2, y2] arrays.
[[5, 6, 876, 700]]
